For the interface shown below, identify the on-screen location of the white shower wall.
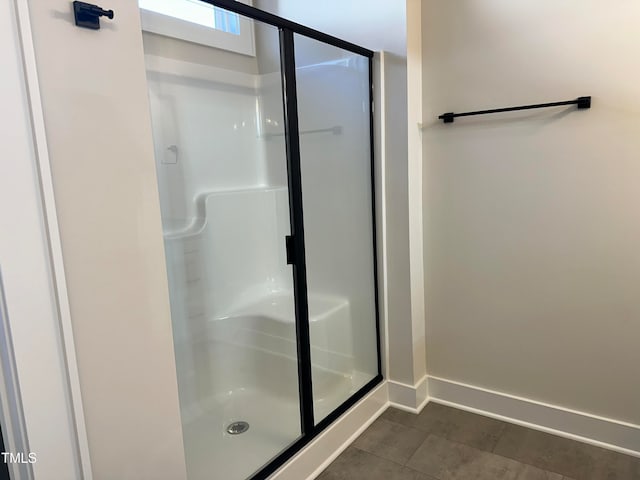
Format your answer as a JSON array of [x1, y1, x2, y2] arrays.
[[146, 62, 267, 232], [145, 53, 298, 420]]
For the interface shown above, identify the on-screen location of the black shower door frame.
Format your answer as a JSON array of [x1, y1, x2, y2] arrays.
[[202, 2, 383, 478]]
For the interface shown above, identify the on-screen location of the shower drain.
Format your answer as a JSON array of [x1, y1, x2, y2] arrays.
[[226, 421, 250, 435]]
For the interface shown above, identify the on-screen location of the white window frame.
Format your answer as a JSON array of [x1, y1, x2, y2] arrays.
[[139, 0, 255, 57]]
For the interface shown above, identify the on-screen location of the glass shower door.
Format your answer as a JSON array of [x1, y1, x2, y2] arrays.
[[142, 10, 302, 479], [293, 34, 380, 423]]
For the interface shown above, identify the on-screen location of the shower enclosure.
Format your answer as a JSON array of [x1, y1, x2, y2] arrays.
[[142, 1, 381, 478]]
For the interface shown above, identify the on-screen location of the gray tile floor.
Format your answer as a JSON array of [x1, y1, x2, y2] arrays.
[[317, 403, 640, 480]]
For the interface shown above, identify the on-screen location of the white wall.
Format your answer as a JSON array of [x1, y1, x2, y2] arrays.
[[256, 0, 406, 58], [26, 1, 187, 478], [422, 0, 640, 425]]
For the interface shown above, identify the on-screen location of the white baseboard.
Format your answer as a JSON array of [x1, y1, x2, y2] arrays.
[[388, 375, 429, 413], [427, 376, 640, 458], [264, 374, 640, 480], [271, 381, 389, 480]]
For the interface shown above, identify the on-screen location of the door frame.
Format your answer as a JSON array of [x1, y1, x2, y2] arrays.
[[0, 0, 92, 478]]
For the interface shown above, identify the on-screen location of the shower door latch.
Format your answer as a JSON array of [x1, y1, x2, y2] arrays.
[[285, 236, 295, 265]]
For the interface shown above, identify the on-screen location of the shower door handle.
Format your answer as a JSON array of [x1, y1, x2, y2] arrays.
[[285, 235, 295, 265]]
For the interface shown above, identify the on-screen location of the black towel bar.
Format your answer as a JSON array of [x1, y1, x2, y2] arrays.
[[438, 96, 591, 124]]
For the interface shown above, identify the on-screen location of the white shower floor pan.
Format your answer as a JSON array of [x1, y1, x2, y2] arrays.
[[182, 385, 298, 480], [176, 292, 372, 479], [182, 374, 371, 480]]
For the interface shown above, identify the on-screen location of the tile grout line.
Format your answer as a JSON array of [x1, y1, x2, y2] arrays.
[[349, 444, 406, 468], [336, 407, 632, 479], [489, 421, 508, 454], [388, 407, 587, 478], [488, 449, 571, 480], [348, 443, 440, 480], [378, 413, 419, 430], [348, 417, 434, 472], [402, 432, 432, 467], [345, 428, 570, 480], [490, 426, 581, 479], [414, 432, 574, 480], [358, 416, 432, 466], [402, 433, 448, 480]]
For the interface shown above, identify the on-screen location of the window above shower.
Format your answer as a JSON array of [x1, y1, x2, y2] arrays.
[[139, 0, 255, 56]]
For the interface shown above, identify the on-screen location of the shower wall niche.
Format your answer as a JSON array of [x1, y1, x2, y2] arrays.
[[142, 4, 380, 479]]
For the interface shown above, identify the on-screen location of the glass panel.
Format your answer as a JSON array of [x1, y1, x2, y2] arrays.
[[143, 13, 301, 479], [293, 35, 379, 423]]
